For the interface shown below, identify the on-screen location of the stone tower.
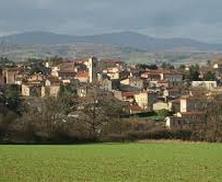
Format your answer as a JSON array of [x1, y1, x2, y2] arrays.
[[88, 57, 98, 83]]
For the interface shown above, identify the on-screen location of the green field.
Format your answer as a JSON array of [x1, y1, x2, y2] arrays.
[[0, 142, 222, 182]]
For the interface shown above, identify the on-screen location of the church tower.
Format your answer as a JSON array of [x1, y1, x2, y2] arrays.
[[88, 57, 98, 83]]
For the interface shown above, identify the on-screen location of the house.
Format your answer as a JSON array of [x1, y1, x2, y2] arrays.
[[121, 91, 135, 103], [180, 96, 210, 113], [213, 63, 222, 69], [169, 99, 180, 113], [75, 71, 89, 83], [59, 61, 75, 72], [166, 112, 206, 129], [141, 70, 162, 80], [163, 88, 182, 99], [45, 76, 61, 86], [105, 67, 120, 80], [120, 77, 144, 90], [153, 102, 171, 111], [44, 76, 61, 97], [22, 83, 45, 97], [165, 95, 210, 129], [134, 92, 156, 111], [100, 59, 124, 69], [191, 81, 217, 90], [100, 78, 120, 91], [141, 69, 183, 84], [55, 60, 80, 79], [163, 71, 183, 83], [103, 66, 129, 80], [0, 69, 5, 85], [129, 104, 143, 115], [149, 80, 169, 88], [77, 85, 113, 98], [45, 85, 60, 97], [3, 68, 20, 84], [58, 71, 76, 79]]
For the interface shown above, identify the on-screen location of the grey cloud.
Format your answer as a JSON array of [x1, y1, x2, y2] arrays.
[[0, 0, 222, 42]]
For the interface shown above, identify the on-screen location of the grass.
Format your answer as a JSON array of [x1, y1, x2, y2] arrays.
[[0, 142, 222, 181]]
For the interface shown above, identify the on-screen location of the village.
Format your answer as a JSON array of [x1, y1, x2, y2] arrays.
[[1, 56, 222, 131]]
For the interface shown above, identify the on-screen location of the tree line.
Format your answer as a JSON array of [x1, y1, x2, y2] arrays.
[[1, 84, 222, 143]]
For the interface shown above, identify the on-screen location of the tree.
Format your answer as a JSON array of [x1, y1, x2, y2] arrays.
[[185, 64, 200, 81], [191, 101, 222, 142], [179, 64, 186, 70], [28, 61, 50, 75], [2, 85, 21, 114], [203, 71, 216, 81], [156, 109, 172, 118], [207, 60, 211, 66], [0, 57, 15, 68], [161, 62, 175, 70], [76, 86, 125, 140], [21, 96, 75, 142], [0, 111, 17, 142], [137, 64, 158, 70]]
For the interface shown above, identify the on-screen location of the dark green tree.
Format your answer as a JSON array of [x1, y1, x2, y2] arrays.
[[203, 71, 216, 81], [4, 85, 21, 114], [185, 64, 200, 81]]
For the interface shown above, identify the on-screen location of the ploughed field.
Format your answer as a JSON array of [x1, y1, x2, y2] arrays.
[[0, 142, 222, 181]]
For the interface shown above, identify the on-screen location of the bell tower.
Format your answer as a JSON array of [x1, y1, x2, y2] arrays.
[[88, 57, 98, 83]]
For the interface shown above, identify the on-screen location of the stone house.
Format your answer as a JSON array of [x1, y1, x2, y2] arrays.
[[165, 95, 210, 129], [141, 70, 162, 80], [191, 81, 217, 90], [120, 77, 144, 90], [134, 92, 156, 111], [3, 68, 20, 84], [22, 83, 45, 97], [129, 104, 143, 115], [75, 71, 89, 83], [141, 70, 183, 85], [0, 69, 5, 86], [149, 80, 170, 88], [169, 99, 180, 113], [163, 88, 182, 99], [180, 96, 210, 113], [45, 76, 61, 97], [153, 102, 171, 111], [114, 90, 156, 112], [45, 85, 60, 97], [166, 112, 206, 129], [100, 78, 120, 91], [163, 72, 183, 83]]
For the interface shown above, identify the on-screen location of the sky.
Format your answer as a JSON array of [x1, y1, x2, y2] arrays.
[[0, 0, 222, 43]]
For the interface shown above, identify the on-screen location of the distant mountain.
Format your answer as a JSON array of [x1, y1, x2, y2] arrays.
[[0, 31, 222, 51], [0, 31, 75, 45]]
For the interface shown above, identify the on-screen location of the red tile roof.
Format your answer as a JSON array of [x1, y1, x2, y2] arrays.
[[122, 91, 136, 97], [129, 104, 142, 111], [181, 112, 206, 115], [76, 71, 89, 78]]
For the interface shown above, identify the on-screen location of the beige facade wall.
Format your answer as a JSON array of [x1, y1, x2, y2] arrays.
[[153, 102, 170, 111], [134, 92, 148, 110], [180, 99, 187, 113], [49, 86, 60, 97], [21, 85, 30, 96], [191, 81, 217, 90]]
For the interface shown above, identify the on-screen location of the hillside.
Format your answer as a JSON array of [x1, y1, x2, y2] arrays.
[[0, 31, 222, 51]]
